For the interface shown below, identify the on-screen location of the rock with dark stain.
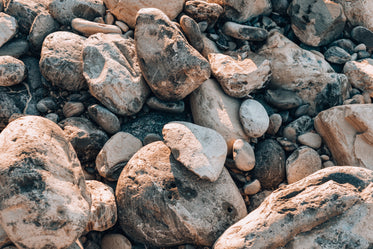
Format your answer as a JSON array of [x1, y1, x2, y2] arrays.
[[214, 166, 373, 249], [115, 141, 247, 247], [0, 116, 91, 249]]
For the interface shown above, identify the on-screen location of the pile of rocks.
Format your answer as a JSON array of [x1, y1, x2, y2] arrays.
[[0, 0, 373, 248]]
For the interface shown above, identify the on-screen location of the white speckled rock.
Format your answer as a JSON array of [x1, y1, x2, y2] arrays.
[[0, 13, 17, 48], [232, 139, 255, 171], [0, 56, 26, 86], [162, 121, 227, 182], [239, 99, 269, 138], [344, 59, 373, 98]]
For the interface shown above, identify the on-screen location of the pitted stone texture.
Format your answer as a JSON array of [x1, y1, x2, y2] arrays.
[[116, 141, 247, 247], [214, 166, 373, 249], [0, 13, 17, 48], [208, 52, 271, 98], [162, 121, 227, 182], [0, 116, 91, 249], [0, 56, 26, 86], [104, 0, 185, 28], [190, 79, 249, 154], [344, 59, 373, 98], [83, 33, 150, 115], [239, 99, 269, 138], [135, 8, 211, 101], [333, 0, 373, 32], [40, 31, 87, 91], [315, 104, 373, 170]]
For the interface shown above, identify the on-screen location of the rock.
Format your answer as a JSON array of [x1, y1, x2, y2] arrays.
[[83, 33, 149, 116], [0, 13, 17, 48], [85, 180, 117, 232], [116, 141, 247, 247], [115, 21, 129, 32], [277, 137, 299, 152], [314, 104, 373, 170], [103, 0, 185, 28], [180, 15, 204, 52], [207, 0, 272, 23], [344, 59, 373, 97], [283, 115, 313, 142], [243, 179, 261, 195], [201, 34, 220, 59], [143, 133, 162, 145], [184, 0, 224, 28], [330, 38, 356, 54], [265, 89, 303, 110], [297, 132, 322, 149], [146, 96, 185, 113], [29, 12, 59, 51], [87, 104, 120, 134], [40, 31, 87, 91], [253, 139, 286, 189], [49, 0, 106, 25], [286, 146, 322, 184], [324, 46, 351, 64], [59, 117, 109, 163], [333, 0, 373, 32], [267, 113, 282, 135], [190, 79, 249, 154], [72, 18, 122, 37], [239, 99, 269, 138], [101, 234, 132, 249], [96, 132, 142, 181], [0, 116, 91, 249], [162, 121, 227, 182], [0, 225, 10, 248], [0, 39, 29, 58], [135, 8, 211, 101], [272, 0, 291, 14], [63, 101, 85, 118], [36, 97, 56, 113], [351, 26, 373, 49], [0, 56, 26, 86], [288, 0, 346, 47], [214, 166, 373, 249], [208, 52, 271, 98], [222, 22, 268, 41], [232, 139, 255, 171]]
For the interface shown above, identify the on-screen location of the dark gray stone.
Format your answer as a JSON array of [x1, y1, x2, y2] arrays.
[[184, 0, 224, 28], [283, 115, 313, 142], [0, 39, 29, 58], [265, 89, 303, 110], [87, 104, 121, 135], [351, 26, 373, 49], [324, 46, 351, 64]]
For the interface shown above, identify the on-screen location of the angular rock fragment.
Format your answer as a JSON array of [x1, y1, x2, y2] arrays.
[[333, 0, 373, 32]]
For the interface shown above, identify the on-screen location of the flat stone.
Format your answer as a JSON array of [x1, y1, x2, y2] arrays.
[[95, 132, 142, 181], [72, 18, 122, 37], [162, 121, 227, 182], [0, 56, 26, 87], [87, 104, 120, 134], [265, 89, 303, 110], [184, 0, 223, 28], [101, 234, 132, 249], [297, 132, 322, 149], [29, 12, 59, 51], [324, 46, 351, 64], [283, 115, 313, 142], [0, 13, 17, 48], [239, 99, 269, 138], [135, 8, 210, 101], [344, 59, 373, 97], [146, 96, 185, 113], [0, 39, 28, 58], [180, 15, 204, 52], [222, 22, 268, 41], [232, 139, 255, 171], [208, 52, 271, 98]]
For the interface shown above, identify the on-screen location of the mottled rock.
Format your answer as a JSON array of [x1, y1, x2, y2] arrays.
[[116, 141, 247, 247], [232, 139, 255, 171], [0, 39, 29, 58], [330, 38, 356, 54], [288, 0, 346, 46], [315, 104, 373, 170], [29, 12, 59, 51], [253, 139, 286, 189], [265, 89, 303, 110], [49, 0, 105, 25], [0, 56, 26, 86], [201, 33, 220, 59], [59, 117, 109, 163], [115, 20, 129, 32], [96, 132, 142, 181], [344, 59, 373, 97], [333, 0, 373, 32], [40, 31, 87, 91], [135, 8, 210, 101], [324, 46, 351, 64], [208, 52, 271, 98], [190, 79, 249, 154], [184, 0, 223, 28], [85, 180, 117, 232], [87, 104, 120, 134], [83, 33, 150, 115], [101, 234, 132, 249], [283, 115, 313, 142], [72, 18, 122, 37], [222, 22, 268, 41], [214, 166, 373, 249], [297, 132, 322, 149], [162, 122, 227, 182], [146, 96, 185, 113], [0, 116, 91, 249], [104, 0, 185, 28], [0, 13, 17, 48], [36, 97, 56, 113], [180, 15, 204, 52], [239, 99, 269, 138]]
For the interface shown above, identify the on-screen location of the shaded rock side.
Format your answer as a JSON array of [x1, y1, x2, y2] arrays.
[[135, 8, 211, 101], [0, 116, 91, 249], [116, 141, 247, 247], [214, 166, 373, 249]]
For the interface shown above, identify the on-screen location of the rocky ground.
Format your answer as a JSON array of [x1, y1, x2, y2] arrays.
[[1, 0, 373, 248]]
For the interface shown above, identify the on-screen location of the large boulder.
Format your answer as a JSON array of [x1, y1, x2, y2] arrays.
[[83, 33, 150, 116], [135, 8, 211, 101], [0, 116, 91, 249], [214, 166, 373, 249], [116, 141, 247, 247]]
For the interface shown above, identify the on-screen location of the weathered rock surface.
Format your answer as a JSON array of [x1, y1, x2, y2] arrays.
[[28, 12, 59, 51], [135, 8, 211, 101], [184, 0, 224, 28], [297, 132, 322, 149], [0, 56, 26, 86], [315, 104, 373, 170], [72, 18, 122, 36], [146, 97, 185, 113], [190, 79, 249, 154], [214, 166, 373, 249], [116, 141, 247, 247], [239, 99, 269, 138], [0, 116, 91, 249], [0, 13, 17, 48], [208, 52, 271, 98], [344, 59, 373, 97], [104, 0, 185, 28], [265, 89, 303, 110], [222, 22, 268, 41], [40, 31, 87, 91], [333, 0, 373, 32], [83, 33, 149, 116], [162, 121, 227, 182], [283, 115, 314, 142], [324, 46, 351, 64], [351, 26, 373, 49]]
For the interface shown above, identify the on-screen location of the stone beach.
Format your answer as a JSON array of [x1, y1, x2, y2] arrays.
[[1, 0, 373, 248]]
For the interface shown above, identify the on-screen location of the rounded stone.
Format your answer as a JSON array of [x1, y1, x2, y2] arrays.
[[72, 18, 122, 37], [243, 179, 261, 195], [0, 56, 26, 86], [101, 234, 132, 249], [232, 139, 255, 171], [63, 102, 85, 118], [297, 132, 323, 149], [0, 13, 18, 48], [267, 113, 282, 135], [87, 104, 121, 135], [239, 99, 269, 138]]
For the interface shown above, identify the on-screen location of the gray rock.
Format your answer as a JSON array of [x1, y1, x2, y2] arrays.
[[116, 141, 247, 247], [0, 56, 26, 86], [29, 12, 59, 51], [253, 139, 286, 189], [351, 26, 373, 49], [0, 13, 17, 48], [344, 59, 373, 98], [324, 46, 351, 64], [184, 0, 224, 28], [265, 89, 303, 110], [267, 113, 282, 135], [0, 39, 29, 58], [135, 8, 211, 101], [283, 115, 313, 142], [330, 38, 356, 54], [143, 133, 162, 145], [36, 97, 57, 113], [277, 137, 299, 152], [0, 116, 91, 249], [272, 0, 291, 14], [222, 22, 268, 41], [87, 104, 120, 134], [180, 15, 204, 52], [83, 33, 149, 116], [59, 117, 109, 163], [232, 139, 255, 171], [40, 31, 87, 91], [146, 96, 185, 113], [239, 99, 269, 138]]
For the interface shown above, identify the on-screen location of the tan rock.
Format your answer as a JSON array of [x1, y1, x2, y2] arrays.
[[243, 179, 261, 195], [315, 104, 373, 170], [72, 18, 122, 37], [184, 0, 224, 28], [344, 59, 373, 98], [297, 132, 322, 149], [103, 0, 185, 28], [232, 139, 255, 171], [101, 234, 132, 249], [0, 56, 26, 86], [0, 13, 17, 48], [0, 225, 10, 248], [115, 20, 129, 32], [333, 0, 373, 32], [28, 12, 59, 51]]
